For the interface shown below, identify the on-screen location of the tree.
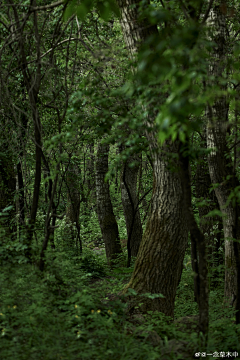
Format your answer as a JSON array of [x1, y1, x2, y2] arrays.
[[112, 0, 190, 318], [65, 161, 81, 251], [206, 3, 240, 311], [120, 148, 143, 258], [96, 141, 122, 265]]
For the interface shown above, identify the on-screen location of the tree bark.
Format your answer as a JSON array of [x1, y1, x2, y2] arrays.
[[120, 148, 142, 257], [117, 0, 189, 317], [195, 134, 224, 289], [123, 142, 189, 317], [179, 142, 209, 338], [95, 142, 122, 266], [206, 5, 240, 307], [138, 154, 149, 218]]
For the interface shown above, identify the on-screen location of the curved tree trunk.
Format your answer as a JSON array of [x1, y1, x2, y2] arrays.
[[95, 142, 122, 266], [120, 147, 142, 257]]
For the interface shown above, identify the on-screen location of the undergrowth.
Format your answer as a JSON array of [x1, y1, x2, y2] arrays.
[[0, 239, 240, 360]]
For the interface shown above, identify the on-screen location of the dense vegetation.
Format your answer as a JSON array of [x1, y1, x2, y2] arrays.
[[1, 0, 240, 359]]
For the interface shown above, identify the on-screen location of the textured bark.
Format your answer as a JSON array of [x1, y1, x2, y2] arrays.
[[120, 148, 142, 257], [95, 142, 122, 265], [138, 155, 149, 217], [117, 0, 189, 317], [206, 5, 240, 306], [117, 0, 157, 57], [124, 143, 189, 317]]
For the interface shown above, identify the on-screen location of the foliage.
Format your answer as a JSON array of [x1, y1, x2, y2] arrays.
[[1, 239, 240, 359], [1, 0, 240, 358]]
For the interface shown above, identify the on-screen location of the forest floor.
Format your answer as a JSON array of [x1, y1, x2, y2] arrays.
[[1, 245, 240, 360]]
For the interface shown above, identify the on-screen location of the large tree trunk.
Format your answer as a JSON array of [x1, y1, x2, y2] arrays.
[[124, 142, 189, 317], [206, 5, 240, 307], [95, 142, 122, 266], [117, 0, 189, 317], [120, 148, 142, 257]]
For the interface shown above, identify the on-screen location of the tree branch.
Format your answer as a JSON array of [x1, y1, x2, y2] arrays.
[[30, 1, 64, 11]]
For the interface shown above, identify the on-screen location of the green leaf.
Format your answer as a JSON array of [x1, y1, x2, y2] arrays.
[[63, 0, 77, 21], [98, 2, 111, 21], [126, 288, 137, 296], [140, 293, 165, 299], [76, 0, 94, 20], [203, 209, 223, 218], [2, 205, 13, 213], [76, 4, 88, 19]]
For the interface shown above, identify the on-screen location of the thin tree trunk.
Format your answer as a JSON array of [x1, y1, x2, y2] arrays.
[[179, 142, 209, 339], [65, 162, 81, 252], [195, 133, 223, 289], [86, 142, 96, 202], [120, 148, 142, 257], [95, 142, 122, 266], [0, 147, 16, 238], [17, 83, 28, 227], [25, 109, 42, 259], [17, 161, 25, 227], [11, 0, 43, 259], [206, 5, 240, 307], [39, 173, 58, 271]]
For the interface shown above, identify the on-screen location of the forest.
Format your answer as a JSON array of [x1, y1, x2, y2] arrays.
[[0, 0, 240, 359]]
